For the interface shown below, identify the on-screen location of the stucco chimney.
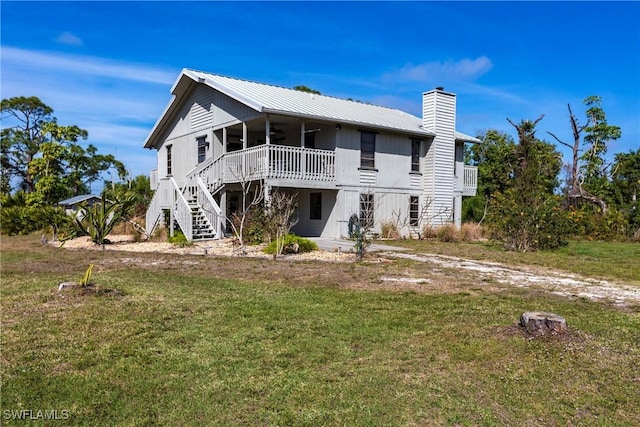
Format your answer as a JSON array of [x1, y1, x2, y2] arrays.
[[422, 87, 457, 227]]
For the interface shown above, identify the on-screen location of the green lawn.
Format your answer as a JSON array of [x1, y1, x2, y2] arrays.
[[2, 236, 639, 425]]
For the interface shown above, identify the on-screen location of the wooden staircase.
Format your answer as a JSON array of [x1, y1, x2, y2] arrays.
[[187, 200, 217, 240]]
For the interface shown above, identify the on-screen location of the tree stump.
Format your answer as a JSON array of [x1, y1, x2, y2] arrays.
[[58, 282, 79, 292], [519, 312, 568, 336]]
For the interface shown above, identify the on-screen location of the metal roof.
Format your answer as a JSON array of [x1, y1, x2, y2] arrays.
[[58, 194, 100, 206], [185, 69, 434, 137], [144, 69, 481, 148]]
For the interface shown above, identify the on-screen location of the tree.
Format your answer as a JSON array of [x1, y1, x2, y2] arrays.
[[547, 96, 621, 214], [611, 149, 640, 235], [226, 165, 265, 253], [103, 174, 153, 218], [463, 130, 517, 222], [581, 96, 622, 195], [293, 85, 321, 95], [1, 96, 126, 205], [488, 117, 568, 251], [1, 96, 54, 193]]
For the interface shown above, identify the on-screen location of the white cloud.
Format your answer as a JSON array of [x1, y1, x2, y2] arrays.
[[387, 56, 493, 84], [0, 46, 176, 179], [1, 46, 176, 85], [56, 31, 83, 46]]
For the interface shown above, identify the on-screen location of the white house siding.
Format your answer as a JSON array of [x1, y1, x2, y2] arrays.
[[290, 189, 338, 237], [335, 127, 416, 189], [211, 89, 259, 128], [190, 86, 214, 130], [422, 89, 456, 227], [375, 192, 413, 235]]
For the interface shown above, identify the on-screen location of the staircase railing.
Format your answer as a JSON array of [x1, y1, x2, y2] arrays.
[[196, 176, 223, 238], [170, 177, 193, 241], [186, 154, 225, 196], [145, 178, 173, 238], [145, 190, 163, 239]]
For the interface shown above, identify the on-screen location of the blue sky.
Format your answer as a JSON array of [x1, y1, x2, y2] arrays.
[[2, 1, 639, 188]]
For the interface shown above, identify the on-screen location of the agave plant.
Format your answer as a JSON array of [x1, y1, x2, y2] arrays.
[[73, 193, 136, 246]]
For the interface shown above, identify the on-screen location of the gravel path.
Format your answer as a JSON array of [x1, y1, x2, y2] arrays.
[[383, 252, 640, 308]]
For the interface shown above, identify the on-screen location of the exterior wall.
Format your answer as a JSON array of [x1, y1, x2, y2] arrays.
[[330, 125, 436, 238], [211, 89, 258, 128], [422, 89, 456, 227], [334, 126, 419, 189], [290, 189, 338, 237], [156, 84, 261, 186]]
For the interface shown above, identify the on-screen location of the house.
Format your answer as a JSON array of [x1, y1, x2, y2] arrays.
[[143, 69, 480, 241], [58, 194, 101, 216]]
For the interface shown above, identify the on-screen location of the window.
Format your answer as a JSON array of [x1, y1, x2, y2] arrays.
[[359, 193, 374, 230], [197, 136, 208, 164], [310, 192, 322, 220], [166, 145, 172, 176], [409, 196, 419, 227], [360, 131, 376, 168], [411, 139, 421, 172], [305, 132, 316, 149]]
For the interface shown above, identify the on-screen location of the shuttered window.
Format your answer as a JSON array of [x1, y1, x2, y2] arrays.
[[409, 196, 419, 226], [411, 139, 420, 172], [197, 136, 208, 164], [359, 193, 374, 230], [360, 131, 376, 168]]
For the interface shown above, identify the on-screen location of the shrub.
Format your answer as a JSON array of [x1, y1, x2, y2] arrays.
[[71, 193, 136, 245], [231, 206, 266, 245], [167, 230, 191, 247], [263, 234, 318, 255], [436, 224, 459, 243], [380, 221, 401, 239], [459, 222, 484, 242], [0, 204, 71, 237], [420, 223, 437, 239], [488, 191, 570, 251]]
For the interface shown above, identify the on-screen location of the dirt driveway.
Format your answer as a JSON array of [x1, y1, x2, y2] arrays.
[[382, 252, 640, 309]]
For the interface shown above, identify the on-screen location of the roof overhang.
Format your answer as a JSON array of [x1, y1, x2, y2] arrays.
[[455, 131, 482, 144]]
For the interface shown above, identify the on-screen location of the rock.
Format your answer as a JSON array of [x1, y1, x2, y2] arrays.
[[58, 282, 79, 291], [283, 242, 300, 254], [519, 311, 568, 336]]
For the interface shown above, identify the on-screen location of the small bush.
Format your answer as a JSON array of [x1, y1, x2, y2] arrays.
[[263, 234, 318, 255], [436, 224, 459, 243], [420, 223, 437, 239], [380, 221, 401, 239], [168, 230, 192, 247], [459, 222, 484, 241]]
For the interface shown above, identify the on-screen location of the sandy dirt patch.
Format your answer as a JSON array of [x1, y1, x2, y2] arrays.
[[53, 235, 354, 262], [383, 252, 640, 309], [52, 236, 639, 308]]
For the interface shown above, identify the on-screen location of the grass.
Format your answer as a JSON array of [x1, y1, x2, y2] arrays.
[[383, 238, 640, 284], [2, 235, 639, 425]]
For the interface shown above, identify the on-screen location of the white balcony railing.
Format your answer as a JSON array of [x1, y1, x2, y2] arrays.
[[223, 145, 336, 184], [463, 165, 478, 196]]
